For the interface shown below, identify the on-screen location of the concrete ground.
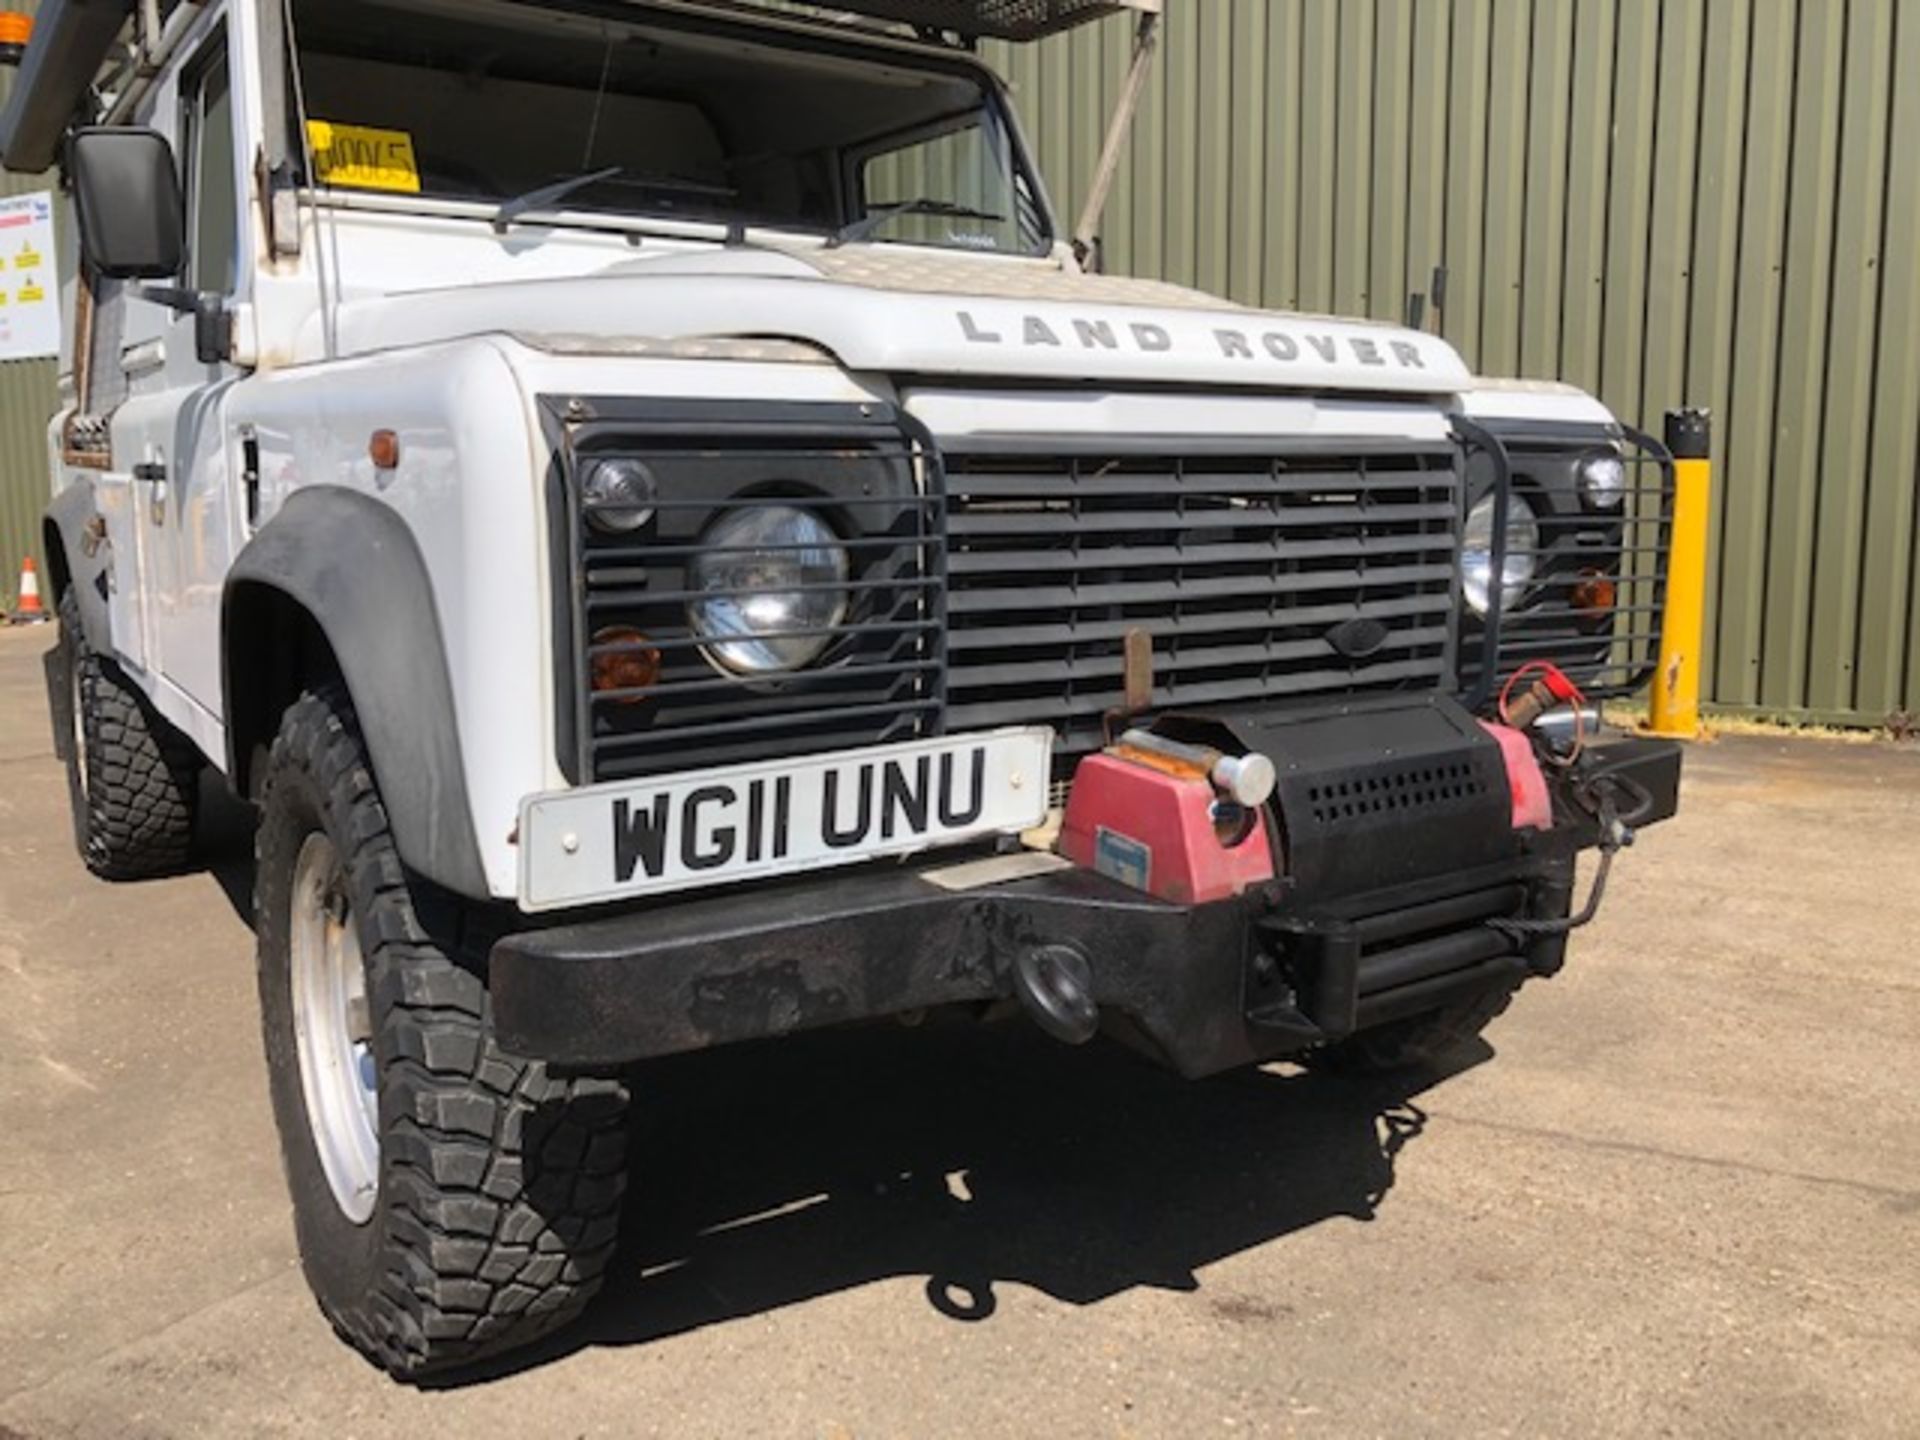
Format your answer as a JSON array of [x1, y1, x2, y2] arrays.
[[1, 624, 1917, 1440]]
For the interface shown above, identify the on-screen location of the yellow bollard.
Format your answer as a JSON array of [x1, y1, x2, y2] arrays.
[[1648, 408, 1712, 738]]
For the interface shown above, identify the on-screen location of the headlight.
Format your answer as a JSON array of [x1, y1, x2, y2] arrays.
[[1461, 492, 1539, 615], [581, 458, 658, 533], [1577, 452, 1627, 509], [688, 504, 850, 674]]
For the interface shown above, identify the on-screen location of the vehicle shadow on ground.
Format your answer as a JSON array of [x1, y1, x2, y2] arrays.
[[198, 773, 260, 921], [452, 1018, 1486, 1384]]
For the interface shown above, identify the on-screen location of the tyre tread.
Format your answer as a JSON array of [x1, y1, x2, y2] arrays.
[[60, 589, 198, 879], [262, 686, 628, 1379]]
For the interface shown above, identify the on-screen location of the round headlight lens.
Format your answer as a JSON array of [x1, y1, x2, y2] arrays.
[[1462, 492, 1540, 616], [581, 458, 658, 533], [688, 504, 849, 674], [1578, 452, 1627, 509]]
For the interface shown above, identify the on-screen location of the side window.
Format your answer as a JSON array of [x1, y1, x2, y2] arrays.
[[182, 34, 237, 295]]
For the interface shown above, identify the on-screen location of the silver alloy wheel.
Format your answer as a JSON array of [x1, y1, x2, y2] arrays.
[[289, 831, 380, 1223], [68, 654, 87, 793]]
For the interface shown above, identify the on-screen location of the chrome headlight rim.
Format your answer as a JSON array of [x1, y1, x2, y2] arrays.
[[580, 457, 660, 534], [1576, 450, 1628, 510], [686, 502, 852, 676], [1461, 491, 1540, 617]]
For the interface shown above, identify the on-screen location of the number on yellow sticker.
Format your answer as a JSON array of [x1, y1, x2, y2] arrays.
[[306, 120, 421, 195]]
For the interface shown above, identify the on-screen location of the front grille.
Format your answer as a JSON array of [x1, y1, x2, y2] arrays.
[[556, 403, 942, 783], [942, 442, 1462, 757]]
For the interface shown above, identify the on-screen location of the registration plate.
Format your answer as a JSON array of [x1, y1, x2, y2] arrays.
[[518, 727, 1055, 911]]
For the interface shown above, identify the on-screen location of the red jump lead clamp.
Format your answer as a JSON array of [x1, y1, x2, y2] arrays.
[[1497, 660, 1589, 764]]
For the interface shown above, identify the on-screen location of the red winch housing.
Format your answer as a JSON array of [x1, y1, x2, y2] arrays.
[[1059, 744, 1278, 905]]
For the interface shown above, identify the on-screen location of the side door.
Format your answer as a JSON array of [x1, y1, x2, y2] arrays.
[[113, 18, 245, 717]]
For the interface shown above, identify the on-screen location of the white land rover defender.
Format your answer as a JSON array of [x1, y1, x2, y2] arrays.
[[8, 0, 1684, 1378]]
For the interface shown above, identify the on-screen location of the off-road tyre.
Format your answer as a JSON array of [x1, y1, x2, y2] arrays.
[[256, 684, 630, 1380], [57, 587, 199, 879], [1312, 980, 1522, 1074]]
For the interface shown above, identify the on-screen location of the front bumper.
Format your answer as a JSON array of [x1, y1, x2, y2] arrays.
[[491, 729, 1682, 1077]]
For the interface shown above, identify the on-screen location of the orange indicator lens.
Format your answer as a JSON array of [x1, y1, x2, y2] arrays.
[[591, 626, 661, 700], [1570, 571, 1617, 617]]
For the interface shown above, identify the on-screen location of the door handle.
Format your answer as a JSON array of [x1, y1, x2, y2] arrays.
[[133, 461, 167, 483]]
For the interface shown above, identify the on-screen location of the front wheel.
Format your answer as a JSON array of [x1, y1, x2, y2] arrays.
[[255, 685, 630, 1379]]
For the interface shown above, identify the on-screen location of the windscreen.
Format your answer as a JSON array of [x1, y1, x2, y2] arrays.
[[287, 0, 1051, 255]]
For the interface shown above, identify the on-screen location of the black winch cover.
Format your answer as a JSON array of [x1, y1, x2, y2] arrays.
[[1165, 695, 1520, 902]]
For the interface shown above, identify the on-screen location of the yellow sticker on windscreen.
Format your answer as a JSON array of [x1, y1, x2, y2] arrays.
[[307, 120, 421, 194]]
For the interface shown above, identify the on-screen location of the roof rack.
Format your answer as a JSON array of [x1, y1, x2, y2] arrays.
[[766, 0, 1157, 44]]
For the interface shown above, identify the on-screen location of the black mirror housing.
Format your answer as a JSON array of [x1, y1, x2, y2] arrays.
[[67, 127, 185, 279]]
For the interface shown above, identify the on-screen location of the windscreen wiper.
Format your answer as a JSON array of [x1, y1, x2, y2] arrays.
[[491, 167, 745, 233], [493, 166, 624, 233], [828, 198, 1006, 248]]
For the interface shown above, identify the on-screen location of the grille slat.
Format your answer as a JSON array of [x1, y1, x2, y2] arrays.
[[596, 697, 945, 756], [942, 593, 1456, 652], [946, 562, 1457, 614], [943, 447, 1461, 757], [947, 531, 1458, 575], [947, 467, 1440, 499], [947, 500, 1458, 536], [947, 659, 1448, 733], [955, 625, 1452, 689]]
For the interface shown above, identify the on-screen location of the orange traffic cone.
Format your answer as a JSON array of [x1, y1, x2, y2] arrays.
[[9, 556, 49, 625]]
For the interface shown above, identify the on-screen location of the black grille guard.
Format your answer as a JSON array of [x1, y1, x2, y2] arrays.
[[1455, 416, 1677, 711]]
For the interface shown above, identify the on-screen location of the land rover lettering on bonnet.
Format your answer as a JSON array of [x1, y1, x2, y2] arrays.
[[955, 307, 1432, 370], [12, 0, 1684, 1379]]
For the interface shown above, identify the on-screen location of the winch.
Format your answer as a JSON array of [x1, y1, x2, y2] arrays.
[[1059, 729, 1279, 905]]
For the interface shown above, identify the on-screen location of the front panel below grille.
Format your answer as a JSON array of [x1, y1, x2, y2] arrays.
[[942, 444, 1462, 757]]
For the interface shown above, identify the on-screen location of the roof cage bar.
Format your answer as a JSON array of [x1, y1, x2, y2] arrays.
[[1073, 3, 1161, 267], [757, 0, 1158, 45]]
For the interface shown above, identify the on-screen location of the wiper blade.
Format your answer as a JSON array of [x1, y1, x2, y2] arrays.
[[493, 166, 623, 233], [829, 198, 1005, 248]]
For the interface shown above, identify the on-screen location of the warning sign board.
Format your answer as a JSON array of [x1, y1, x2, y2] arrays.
[[0, 192, 60, 361]]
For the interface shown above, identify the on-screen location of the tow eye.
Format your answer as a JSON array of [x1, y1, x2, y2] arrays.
[[1014, 942, 1100, 1045]]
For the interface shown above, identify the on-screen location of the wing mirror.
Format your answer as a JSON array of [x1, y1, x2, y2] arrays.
[[67, 127, 185, 278], [67, 127, 233, 364]]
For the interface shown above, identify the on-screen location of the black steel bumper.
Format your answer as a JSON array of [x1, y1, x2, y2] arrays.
[[491, 728, 1682, 1079]]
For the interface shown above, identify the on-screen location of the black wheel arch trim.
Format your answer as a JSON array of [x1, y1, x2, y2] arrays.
[[222, 487, 489, 899]]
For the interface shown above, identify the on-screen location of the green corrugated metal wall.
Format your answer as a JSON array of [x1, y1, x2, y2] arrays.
[[0, 0, 53, 613], [986, 0, 1920, 725], [0, 162, 54, 613], [2, 1, 1917, 721]]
